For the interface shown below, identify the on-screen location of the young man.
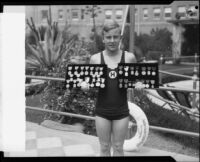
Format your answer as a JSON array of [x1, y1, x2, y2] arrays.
[[89, 20, 137, 156]]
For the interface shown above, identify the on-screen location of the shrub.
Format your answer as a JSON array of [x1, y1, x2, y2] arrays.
[[146, 51, 162, 61], [39, 79, 98, 135], [146, 51, 172, 62], [122, 25, 173, 59], [26, 82, 47, 96]]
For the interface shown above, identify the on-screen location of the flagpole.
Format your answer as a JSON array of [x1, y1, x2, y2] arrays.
[[129, 5, 135, 53], [119, 5, 129, 49]]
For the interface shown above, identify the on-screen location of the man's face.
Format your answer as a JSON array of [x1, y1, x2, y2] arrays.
[[103, 28, 121, 52]]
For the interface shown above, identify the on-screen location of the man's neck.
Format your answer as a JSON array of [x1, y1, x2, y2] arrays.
[[105, 49, 121, 57]]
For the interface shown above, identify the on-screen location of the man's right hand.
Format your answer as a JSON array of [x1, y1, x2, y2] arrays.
[[80, 81, 90, 91]]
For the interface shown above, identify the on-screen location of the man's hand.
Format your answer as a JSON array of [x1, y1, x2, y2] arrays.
[[80, 81, 90, 91], [135, 82, 145, 89]]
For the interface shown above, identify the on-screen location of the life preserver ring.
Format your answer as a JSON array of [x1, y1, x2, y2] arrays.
[[123, 101, 149, 151]]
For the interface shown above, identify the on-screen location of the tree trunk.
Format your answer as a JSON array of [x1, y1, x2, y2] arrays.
[[171, 24, 185, 64]]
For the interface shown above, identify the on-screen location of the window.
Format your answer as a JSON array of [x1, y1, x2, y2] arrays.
[[105, 10, 112, 19], [143, 8, 148, 19], [41, 10, 48, 22], [178, 6, 186, 19], [135, 8, 138, 15], [115, 9, 123, 20], [81, 9, 85, 20], [72, 9, 79, 20], [164, 7, 172, 19], [58, 9, 63, 20], [153, 8, 161, 19]]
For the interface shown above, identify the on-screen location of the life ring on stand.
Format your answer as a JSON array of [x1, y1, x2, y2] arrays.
[[123, 101, 149, 151]]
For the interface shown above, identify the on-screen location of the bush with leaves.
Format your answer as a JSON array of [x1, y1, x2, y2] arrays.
[[39, 61, 98, 134], [122, 25, 173, 60]]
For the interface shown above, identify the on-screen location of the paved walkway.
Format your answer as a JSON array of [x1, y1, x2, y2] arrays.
[[4, 122, 199, 162]]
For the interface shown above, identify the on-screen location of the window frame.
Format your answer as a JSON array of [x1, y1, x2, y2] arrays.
[[177, 6, 186, 19], [143, 8, 148, 20], [71, 9, 79, 21], [115, 9, 123, 20], [58, 9, 64, 20], [41, 10, 48, 22], [164, 7, 172, 19], [153, 8, 161, 20], [105, 9, 112, 19]]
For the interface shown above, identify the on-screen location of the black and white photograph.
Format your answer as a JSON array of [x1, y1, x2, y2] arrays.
[[1, 1, 199, 161]]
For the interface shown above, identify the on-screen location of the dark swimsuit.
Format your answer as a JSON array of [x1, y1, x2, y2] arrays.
[[95, 51, 129, 120]]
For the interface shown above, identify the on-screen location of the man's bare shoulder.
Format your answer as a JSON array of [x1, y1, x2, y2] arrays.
[[90, 53, 101, 64], [125, 51, 137, 63]]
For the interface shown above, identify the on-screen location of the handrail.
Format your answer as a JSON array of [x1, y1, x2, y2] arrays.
[[27, 106, 95, 120], [155, 87, 199, 94], [26, 106, 199, 138], [164, 55, 200, 59], [159, 70, 199, 80], [26, 75, 199, 93], [26, 75, 65, 81]]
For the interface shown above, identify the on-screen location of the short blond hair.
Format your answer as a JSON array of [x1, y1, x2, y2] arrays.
[[102, 19, 121, 34]]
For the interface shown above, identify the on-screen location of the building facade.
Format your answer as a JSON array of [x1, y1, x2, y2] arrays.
[[25, 1, 199, 38]]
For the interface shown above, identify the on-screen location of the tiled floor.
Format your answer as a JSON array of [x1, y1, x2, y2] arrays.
[[63, 144, 95, 156], [4, 122, 199, 162], [37, 137, 62, 149]]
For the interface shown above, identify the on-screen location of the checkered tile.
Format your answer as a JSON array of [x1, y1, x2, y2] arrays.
[[37, 137, 62, 149], [26, 131, 37, 140], [63, 144, 95, 156], [5, 131, 97, 157], [8, 149, 38, 157]]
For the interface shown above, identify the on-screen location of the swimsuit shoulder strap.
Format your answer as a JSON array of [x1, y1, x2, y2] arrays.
[[120, 51, 125, 63], [101, 51, 106, 64]]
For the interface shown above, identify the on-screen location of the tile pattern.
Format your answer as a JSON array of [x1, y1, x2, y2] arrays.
[[4, 122, 199, 162], [6, 130, 96, 157]]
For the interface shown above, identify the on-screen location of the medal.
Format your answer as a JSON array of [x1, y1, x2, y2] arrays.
[[100, 84, 105, 88], [85, 71, 88, 75], [68, 66, 72, 71], [130, 67, 134, 75], [96, 82, 100, 87], [142, 67, 146, 75], [124, 66, 129, 76], [152, 67, 156, 76]]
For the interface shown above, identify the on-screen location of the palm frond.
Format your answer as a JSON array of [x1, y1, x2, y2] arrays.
[[26, 43, 45, 65], [26, 59, 41, 69]]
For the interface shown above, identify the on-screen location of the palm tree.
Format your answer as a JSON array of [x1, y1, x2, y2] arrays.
[[26, 17, 78, 76], [25, 7, 93, 122]]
